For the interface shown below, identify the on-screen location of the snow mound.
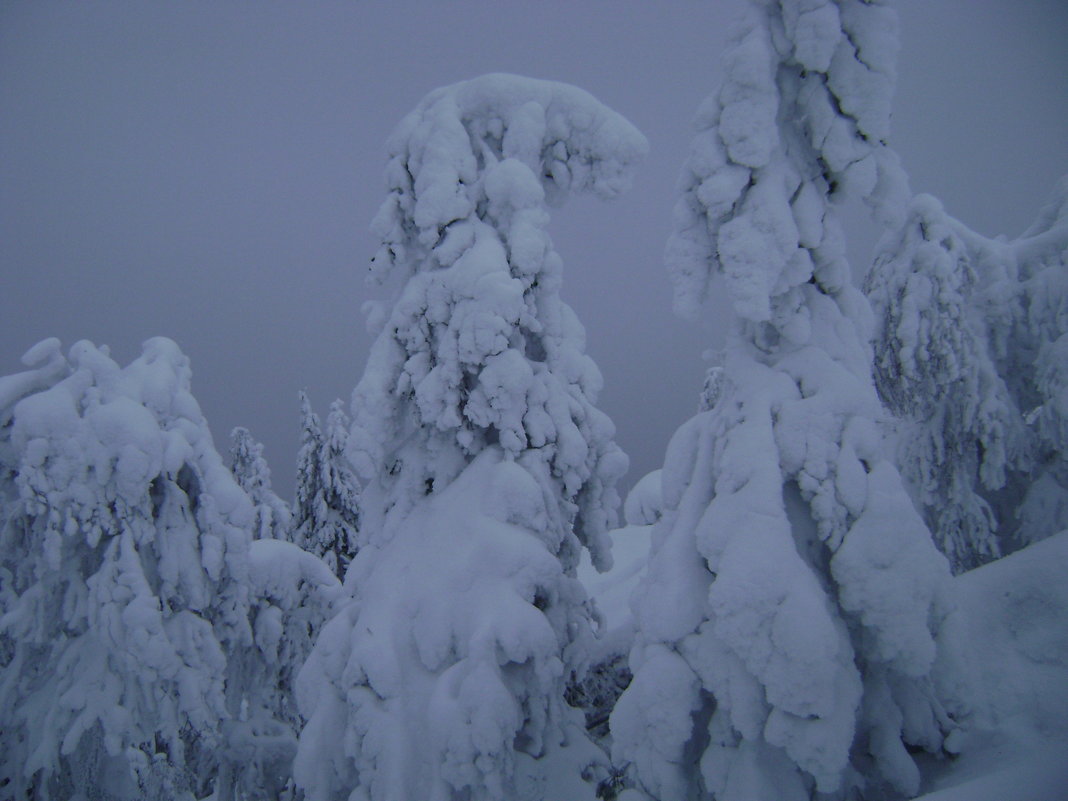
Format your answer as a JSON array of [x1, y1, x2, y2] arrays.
[[913, 532, 1068, 799], [937, 530, 1068, 743]]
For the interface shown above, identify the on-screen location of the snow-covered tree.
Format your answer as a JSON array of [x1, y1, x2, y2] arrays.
[[867, 179, 1068, 571], [292, 393, 360, 578], [0, 338, 255, 798], [613, 3, 953, 799], [230, 426, 292, 541], [223, 538, 342, 801], [1020, 183, 1068, 543], [0, 338, 338, 800], [294, 73, 646, 801]]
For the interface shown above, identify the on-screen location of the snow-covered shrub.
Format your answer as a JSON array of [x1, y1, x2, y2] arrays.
[[230, 426, 292, 541], [614, 2, 953, 799], [934, 530, 1068, 754], [867, 178, 1068, 569], [622, 469, 664, 528], [292, 394, 361, 579], [294, 73, 646, 801]]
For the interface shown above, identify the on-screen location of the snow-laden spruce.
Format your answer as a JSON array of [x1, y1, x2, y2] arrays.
[[292, 393, 361, 579], [867, 179, 1068, 571], [294, 74, 646, 801], [0, 339, 339, 800], [230, 426, 292, 541], [613, 3, 952, 800]]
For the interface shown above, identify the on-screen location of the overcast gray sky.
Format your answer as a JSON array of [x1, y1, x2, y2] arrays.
[[2, 0, 1066, 499]]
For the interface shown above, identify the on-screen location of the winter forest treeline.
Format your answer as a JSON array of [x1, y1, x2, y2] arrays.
[[2, 1, 1067, 800]]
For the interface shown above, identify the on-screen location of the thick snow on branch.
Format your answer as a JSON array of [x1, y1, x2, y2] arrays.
[[369, 72, 649, 285], [667, 0, 908, 322], [296, 450, 605, 801], [617, 3, 952, 799]]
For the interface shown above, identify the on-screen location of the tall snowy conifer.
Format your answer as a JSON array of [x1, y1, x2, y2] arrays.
[[612, 3, 952, 799], [867, 179, 1068, 570], [294, 74, 646, 801], [292, 393, 360, 578], [230, 426, 292, 541], [0, 339, 338, 800]]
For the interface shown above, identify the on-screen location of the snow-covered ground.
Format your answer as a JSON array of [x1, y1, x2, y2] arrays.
[[916, 530, 1068, 800]]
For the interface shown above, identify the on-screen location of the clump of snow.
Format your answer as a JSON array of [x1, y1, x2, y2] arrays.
[[667, 0, 909, 323], [622, 469, 663, 527]]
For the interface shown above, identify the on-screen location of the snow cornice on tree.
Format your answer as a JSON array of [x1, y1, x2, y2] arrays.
[[369, 72, 649, 284]]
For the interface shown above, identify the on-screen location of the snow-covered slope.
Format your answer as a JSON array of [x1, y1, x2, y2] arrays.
[[920, 530, 1068, 799]]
